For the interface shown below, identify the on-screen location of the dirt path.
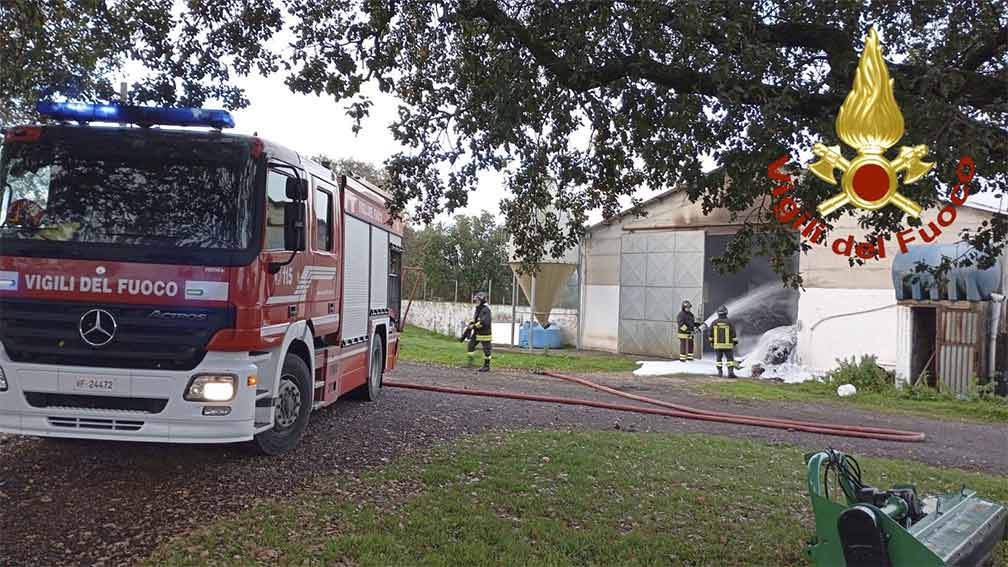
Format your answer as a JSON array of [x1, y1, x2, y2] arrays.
[[1, 362, 1004, 566]]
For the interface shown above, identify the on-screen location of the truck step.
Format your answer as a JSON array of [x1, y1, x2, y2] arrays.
[[254, 421, 271, 429], [314, 380, 325, 389], [255, 389, 270, 400], [312, 399, 337, 411]]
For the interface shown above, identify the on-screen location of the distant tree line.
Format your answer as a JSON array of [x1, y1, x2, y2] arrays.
[[404, 212, 515, 305]]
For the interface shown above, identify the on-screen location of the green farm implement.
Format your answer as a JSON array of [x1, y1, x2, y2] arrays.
[[806, 449, 1007, 566]]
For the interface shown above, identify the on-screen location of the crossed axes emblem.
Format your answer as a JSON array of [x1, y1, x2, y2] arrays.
[[809, 143, 932, 217]]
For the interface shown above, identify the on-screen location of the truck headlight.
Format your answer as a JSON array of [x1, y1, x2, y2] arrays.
[[184, 374, 236, 402], [0, 365, 7, 391]]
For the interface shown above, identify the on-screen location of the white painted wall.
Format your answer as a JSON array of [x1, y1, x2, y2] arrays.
[[894, 305, 913, 386], [797, 288, 899, 372], [581, 284, 620, 352], [405, 300, 579, 346]]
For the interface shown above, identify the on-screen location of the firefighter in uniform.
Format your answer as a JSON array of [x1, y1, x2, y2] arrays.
[[708, 305, 738, 378], [465, 291, 493, 372], [676, 300, 697, 362]]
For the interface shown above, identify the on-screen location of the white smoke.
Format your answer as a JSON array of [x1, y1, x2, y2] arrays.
[[703, 283, 796, 329]]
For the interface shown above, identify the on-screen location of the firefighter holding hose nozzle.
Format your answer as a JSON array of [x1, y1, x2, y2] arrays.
[[676, 300, 696, 362], [709, 305, 738, 378], [464, 291, 493, 372]]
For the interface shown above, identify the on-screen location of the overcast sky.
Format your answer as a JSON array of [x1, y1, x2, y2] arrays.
[[216, 73, 669, 227]]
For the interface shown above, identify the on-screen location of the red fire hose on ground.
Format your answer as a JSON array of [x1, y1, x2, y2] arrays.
[[383, 370, 926, 443]]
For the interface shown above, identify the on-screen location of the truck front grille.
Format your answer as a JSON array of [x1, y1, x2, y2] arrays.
[[25, 392, 168, 414], [0, 298, 234, 371], [47, 416, 144, 431]]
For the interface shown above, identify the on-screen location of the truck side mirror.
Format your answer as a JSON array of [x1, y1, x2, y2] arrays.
[[285, 177, 308, 200], [284, 202, 306, 251]]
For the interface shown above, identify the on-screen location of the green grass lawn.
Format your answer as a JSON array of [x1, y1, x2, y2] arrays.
[[696, 379, 1008, 424], [149, 431, 1007, 566], [398, 325, 641, 372]]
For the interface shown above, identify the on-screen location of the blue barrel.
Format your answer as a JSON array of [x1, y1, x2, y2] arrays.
[[517, 321, 565, 348]]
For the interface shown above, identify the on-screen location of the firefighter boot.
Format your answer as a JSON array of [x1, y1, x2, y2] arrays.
[[479, 357, 491, 372], [726, 358, 737, 378]]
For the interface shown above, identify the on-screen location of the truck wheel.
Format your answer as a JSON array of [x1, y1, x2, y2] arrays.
[[253, 354, 312, 456], [352, 335, 384, 401]]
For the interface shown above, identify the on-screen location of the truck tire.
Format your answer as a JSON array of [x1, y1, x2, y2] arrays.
[[253, 353, 312, 456], [352, 335, 384, 401]]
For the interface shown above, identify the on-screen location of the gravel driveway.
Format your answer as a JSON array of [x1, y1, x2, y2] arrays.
[[1, 362, 1004, 567]]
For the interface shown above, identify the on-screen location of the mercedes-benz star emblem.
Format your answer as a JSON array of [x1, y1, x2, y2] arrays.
[[79, 309, 117, 347]]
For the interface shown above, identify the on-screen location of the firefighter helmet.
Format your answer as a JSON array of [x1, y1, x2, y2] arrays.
[[5, 199, 45, 229], [681, 300, 692, 311], [473, 291, 488, 304], [717, 305, 728, 317]]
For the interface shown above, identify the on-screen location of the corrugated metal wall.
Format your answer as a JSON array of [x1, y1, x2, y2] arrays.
[[936, 304, 988, 395]]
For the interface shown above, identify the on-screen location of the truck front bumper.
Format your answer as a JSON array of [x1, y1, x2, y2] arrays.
[[0, 346, 266, 444]]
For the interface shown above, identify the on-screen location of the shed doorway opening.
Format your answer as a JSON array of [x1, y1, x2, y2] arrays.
[[910, 306, 937, 387], [701, 234, 798, 358]]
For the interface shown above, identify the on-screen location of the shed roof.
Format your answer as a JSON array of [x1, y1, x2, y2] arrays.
[[588, 179, 1002, 234], [586, 186, 684, 232]]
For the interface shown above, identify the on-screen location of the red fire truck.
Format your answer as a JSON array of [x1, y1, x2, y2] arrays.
[[0, 102, 403, 454]]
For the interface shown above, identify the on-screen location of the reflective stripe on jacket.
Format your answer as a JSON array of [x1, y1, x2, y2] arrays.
[[709, 319, 736, 349], [676, 310, 695, 339]]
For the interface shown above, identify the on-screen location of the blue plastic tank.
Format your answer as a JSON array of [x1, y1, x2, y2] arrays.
[[517, 321, 565, 348], [892, 242, 1001, 301]]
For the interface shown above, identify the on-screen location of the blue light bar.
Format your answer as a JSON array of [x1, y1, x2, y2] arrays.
[[36, 101, 235, 129]]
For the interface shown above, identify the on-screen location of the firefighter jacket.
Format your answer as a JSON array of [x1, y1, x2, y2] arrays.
[[676, 310, 696, 339], [471, 303, 492, 341], [709, 317, 738, 349]]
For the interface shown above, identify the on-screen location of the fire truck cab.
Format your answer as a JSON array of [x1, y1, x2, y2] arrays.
[[0, 103, 403, 454]]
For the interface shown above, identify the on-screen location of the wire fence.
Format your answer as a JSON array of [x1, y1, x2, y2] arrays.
[[403, 268, 581, 309], [404, 274, 517, 305]]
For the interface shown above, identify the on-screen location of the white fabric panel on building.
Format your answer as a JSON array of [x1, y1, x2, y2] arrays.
[[370, 227, 389, 311], [674, 252, 704, 288], [645, 287, 679, 322], [619, 286, 646, 320], [620, 253, 646, 286], [341, 216, 370, 341], [675, 230, 705, 252], [645, 253, 676, 286], [672, 231, 705, 326], [646, 233, 676, 253]]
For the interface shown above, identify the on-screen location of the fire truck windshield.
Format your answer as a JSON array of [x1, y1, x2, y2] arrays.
[[0, 128, 258, 264]]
